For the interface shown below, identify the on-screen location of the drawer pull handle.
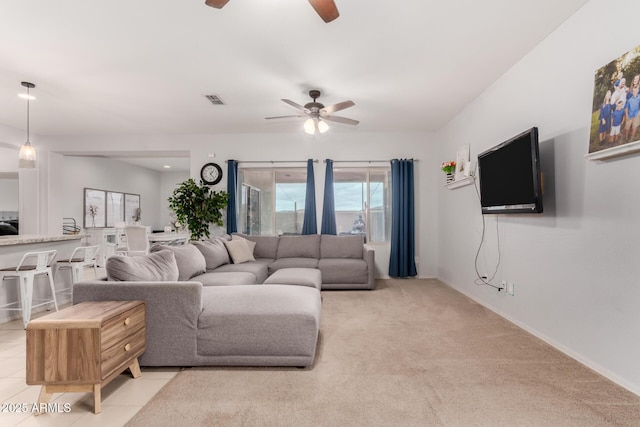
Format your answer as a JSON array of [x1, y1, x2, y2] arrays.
[[124, 318, 130, 326], [124, 343, 131, 352]]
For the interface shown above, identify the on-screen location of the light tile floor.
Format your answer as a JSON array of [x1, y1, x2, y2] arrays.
[[0, 268, 179, 426]]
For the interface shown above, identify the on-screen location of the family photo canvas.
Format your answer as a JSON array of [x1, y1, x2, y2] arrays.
[[589, 44, 640, 155]]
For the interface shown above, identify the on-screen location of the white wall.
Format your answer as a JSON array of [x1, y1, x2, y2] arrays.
[[45, 131, 438, 278], [160, 170, 190, 228], [0, 179, 18, 211], [61, 156, 163, 230], [0, 146, 19, 172], [436, 0, 640, 394]]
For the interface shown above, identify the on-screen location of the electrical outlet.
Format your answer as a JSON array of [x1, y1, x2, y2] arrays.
[[500, 280, 506, 292], [507, 282, 515, 296]]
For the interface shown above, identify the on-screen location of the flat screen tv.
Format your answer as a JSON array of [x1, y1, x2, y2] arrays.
[[477, 127, 543, 214]]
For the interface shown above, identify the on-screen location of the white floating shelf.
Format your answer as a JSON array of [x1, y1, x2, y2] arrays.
[[584, 140, 640, 161], [444, 176, 474, 189]]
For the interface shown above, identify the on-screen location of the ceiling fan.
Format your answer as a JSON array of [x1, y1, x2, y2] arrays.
[[204, 0, 340, 23], [266, 90, 359, 134]]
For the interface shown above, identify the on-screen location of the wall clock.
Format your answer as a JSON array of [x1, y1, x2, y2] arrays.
[[200, 162, 223, 185]]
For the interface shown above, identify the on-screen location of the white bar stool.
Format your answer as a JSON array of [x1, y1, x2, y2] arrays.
[[55, 245, 101, 294], [0, 250, 58, 328]]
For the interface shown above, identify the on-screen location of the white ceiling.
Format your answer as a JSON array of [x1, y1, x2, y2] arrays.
[[0, 1, 588, 146]]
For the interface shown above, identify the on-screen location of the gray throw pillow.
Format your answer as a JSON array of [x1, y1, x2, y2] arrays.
[[192, 238, 231, 270], [106, 250, 179, 282], [150, 244, 206, 280], [223, 238, 256, 264]]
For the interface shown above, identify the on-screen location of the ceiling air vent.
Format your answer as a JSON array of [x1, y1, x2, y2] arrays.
[[204, 94, 225, 105]]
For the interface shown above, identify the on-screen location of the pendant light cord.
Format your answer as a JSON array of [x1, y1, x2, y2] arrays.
[[26, 86, 30, 143]]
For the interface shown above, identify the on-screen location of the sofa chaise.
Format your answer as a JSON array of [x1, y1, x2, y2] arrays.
[[72, 234, 375, 368]]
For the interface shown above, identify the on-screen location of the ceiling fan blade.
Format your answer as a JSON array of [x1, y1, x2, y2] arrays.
[[321, 115, 359, 125], [205, 0, 230, 8], [308, 0, 340, 23], [281, 99, 311, 114], [320, 100, 355, 115], [265, 115, 307, 120]]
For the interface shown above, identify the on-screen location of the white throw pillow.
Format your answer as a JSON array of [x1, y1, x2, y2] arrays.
[[224, 238, 255, 264], [231, 234, 257, 254]]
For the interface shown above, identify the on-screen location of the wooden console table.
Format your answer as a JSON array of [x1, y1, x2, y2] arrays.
[[26, 301, 146, 414]]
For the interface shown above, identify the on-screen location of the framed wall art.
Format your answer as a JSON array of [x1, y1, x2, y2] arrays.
[[125, 193, 141, 223], [586, 44, 640, 160], [106, 191, 124, 227], [84, 188, 106, 228], [454, 145, 470, 181]]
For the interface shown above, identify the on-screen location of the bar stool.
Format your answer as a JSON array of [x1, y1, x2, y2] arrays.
[[55, 245, 101, 295], [0, 250, 58, 328]]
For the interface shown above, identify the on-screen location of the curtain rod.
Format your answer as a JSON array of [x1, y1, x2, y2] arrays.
[[324, 159, 419, 163], [226, 159, 319, 164]]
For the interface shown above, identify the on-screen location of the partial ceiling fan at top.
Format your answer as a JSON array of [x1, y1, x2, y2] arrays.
[[204, 0, 340, 23], [266, 90, 359, 135]]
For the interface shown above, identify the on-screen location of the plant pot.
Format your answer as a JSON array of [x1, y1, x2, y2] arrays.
[[445, 173, 455, 184]]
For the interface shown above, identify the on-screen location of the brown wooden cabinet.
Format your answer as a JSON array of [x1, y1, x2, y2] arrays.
[[26, 301, 146, 414]]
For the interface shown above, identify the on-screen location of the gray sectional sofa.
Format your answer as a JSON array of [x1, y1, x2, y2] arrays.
[[213, 233, 376, 290], [72, 234, 375, 368]]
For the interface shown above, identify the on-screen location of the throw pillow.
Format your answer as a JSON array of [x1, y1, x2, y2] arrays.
[[231, 234, 257, 254], [106, 250, 179, 282], [192, 238, 230, 270], [223, 239, 255, 264], [150, 244, 206, 280]]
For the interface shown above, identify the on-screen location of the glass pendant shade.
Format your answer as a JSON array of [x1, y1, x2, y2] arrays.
[[19, 141, 36, 168], [317, 120, 329, 133], [304, 118, 316, 135]]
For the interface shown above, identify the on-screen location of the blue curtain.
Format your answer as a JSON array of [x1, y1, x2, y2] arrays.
[[301, 159, 317, 234], [389, 159, 417, 277], [226, 159, 238, 234], [321, 159, 337, 235]]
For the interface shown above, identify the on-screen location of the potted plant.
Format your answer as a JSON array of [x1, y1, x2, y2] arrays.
[[441, 161, 456, 183], [168, 179, 229, 241]]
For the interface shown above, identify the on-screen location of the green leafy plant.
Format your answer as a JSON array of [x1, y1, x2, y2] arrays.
[[441, 161, 456, 174], [167, 179, 229, 241]]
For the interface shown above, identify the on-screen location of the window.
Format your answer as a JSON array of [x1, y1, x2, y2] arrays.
[[333, 168, 391, 243], [238, 168, 307, 235], [237, 165, 391, 241]]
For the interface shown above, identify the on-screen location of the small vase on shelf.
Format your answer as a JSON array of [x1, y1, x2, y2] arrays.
[[441, 161, 457, 185], [446, 173, 455, 184]]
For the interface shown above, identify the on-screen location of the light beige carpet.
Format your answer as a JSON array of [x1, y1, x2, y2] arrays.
[[126, 279, 640, 426]]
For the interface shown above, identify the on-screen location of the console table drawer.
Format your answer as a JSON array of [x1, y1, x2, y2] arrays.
[[101, 304, 145, 350], [101, 326, 146, 379]]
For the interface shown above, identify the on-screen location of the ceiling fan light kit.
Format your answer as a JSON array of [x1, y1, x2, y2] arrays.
[[205, 0, 340, 23], [304, 118, 329, 135], [267, 89, 358, 135]]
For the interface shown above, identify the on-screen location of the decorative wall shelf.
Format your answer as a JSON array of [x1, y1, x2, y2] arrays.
[[444, 176, 474, 189], [584, 140, 640, 161]]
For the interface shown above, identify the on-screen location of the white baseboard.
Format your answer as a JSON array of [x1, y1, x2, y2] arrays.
[[377, 275, 436, 280], [438, 277, 640, 398]]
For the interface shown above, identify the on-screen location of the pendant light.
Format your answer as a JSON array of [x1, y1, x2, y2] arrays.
[[18, 81, 36, 169]]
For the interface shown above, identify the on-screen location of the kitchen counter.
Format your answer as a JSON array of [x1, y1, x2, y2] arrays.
[[0, 234, 85, 246]]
